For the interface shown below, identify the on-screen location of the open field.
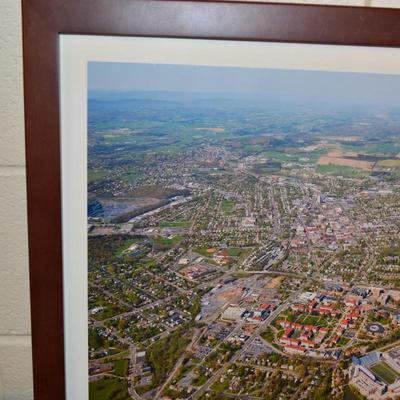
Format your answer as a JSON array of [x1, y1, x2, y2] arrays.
[[151, 235, 184, 250], [266, 276, 285, 289], [316, 164, 363, 177], [344, 386, 365, 400], [252, 162, 281, 174], [221, 200, 235, 214], [194, 247, 216, 257], [195, 127, 225, 133], [370, 361, 400, 384], [380, 247, 400, 257], [89, 377, 130, 400], [318, 149, 374, 171], [113, 359, 129, 377], [88, 169, 108, 183], [377, 159, 400, 168], [226, 247, 243, 257]]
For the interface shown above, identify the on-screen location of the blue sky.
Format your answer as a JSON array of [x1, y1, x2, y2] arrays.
[[88, 62, 400, 105]]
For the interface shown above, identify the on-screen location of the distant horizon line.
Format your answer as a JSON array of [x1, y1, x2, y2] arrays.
[[87, 89, 400, 107], [87, 89, 321, 98]]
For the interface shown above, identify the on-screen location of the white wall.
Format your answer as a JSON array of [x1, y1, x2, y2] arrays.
[[0, 0, 398, 399], [0, 1, 33, 400]]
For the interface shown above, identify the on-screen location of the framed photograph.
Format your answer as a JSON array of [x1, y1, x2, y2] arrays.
[[23, 1, 400, 399]]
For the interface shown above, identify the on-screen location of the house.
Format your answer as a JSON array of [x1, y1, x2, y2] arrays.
[[280, 337, 300, 346], [301, 339, 316, 348]]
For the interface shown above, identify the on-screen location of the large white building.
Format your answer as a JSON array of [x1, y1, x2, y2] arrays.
[[298, 291, 317, 303], [350, 366, 386, 399], [221, 306, 246, 321]]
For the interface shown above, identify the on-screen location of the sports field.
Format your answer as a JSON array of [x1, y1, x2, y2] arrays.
[[370, 362, 400, 384]]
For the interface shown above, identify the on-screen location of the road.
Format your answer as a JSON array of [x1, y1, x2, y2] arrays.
[[128, 345, 141, 400]]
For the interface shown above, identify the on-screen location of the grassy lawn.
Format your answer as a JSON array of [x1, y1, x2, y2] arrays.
[[273, 311, 338, 331], [96, 350, 131, 363], [370, 362, 400, 384], [116, 239, 137, 256], [191, 371, 209, 387], [89, 377, 130, 400], [261, 327, 275, 343], [151, 235, 184, 250], [338, 337, 350, 347], [114, 359, 129, 377], [221, 200, 235, 214], [344, 386, 366, 400], [300, 315, 320, 325], [319, 315, 339, 327], [226, 247, 242, 257], [194, 247, 216, 257], [211, 379, 230, 392], [296, 313, 337, 328], [291, 330, 301, 339], [90, 302, 127, 321]]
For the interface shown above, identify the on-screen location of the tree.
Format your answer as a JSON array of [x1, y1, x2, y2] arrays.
[[118, 319, 126, 332], [107, 264, 115, 274], [296, 364, 308, 379]]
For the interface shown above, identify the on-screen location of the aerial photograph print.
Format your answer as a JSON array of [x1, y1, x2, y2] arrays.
[[87, 61, 400, 400]]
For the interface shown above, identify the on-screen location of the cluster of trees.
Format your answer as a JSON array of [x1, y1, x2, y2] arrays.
[[307, 368, 334, 400], [146, 326, 191, 388], [366, 329, 400, 351], [261, 327, 274, 343], [89, 327, 110, 350], [88, 235, 136, 266]]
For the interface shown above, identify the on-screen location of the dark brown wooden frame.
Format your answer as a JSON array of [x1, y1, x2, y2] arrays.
[[22, 1, 400, 399]]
